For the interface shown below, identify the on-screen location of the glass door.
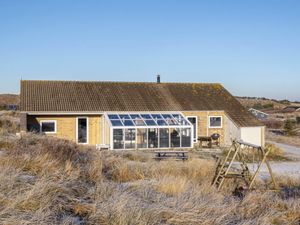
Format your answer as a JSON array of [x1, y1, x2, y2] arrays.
[[77, 117, 88, 144]]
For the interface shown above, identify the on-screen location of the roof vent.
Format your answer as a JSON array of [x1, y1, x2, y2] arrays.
[[157, 74, 161, 83]]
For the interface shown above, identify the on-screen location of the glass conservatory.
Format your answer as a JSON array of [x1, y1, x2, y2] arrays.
[[106, 113, 194, 150]]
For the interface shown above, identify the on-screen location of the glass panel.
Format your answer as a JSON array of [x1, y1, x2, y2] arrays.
[[151, 114, 163, 119], [179, 119, 190, 125], [172, 114, 181, 119], [210, 117, 222, 127], [187, 117, 197, 142], [111, 120, 123, 126], [108, 114, 119, 119], [145, 120, 157, 126], [125, 128, 136, 149], [133, 118, 145, 126], [181, 128, 192, 147], [130, 114, 141, 119], [113, 129, 124, 149], [174, 115, 189, 125], [148, 128, 158, 148], [119, 114, 130, 119], [162, 114, 172, 119], [159, 128, 169, 148], [123, 120, 134, 126], [156, 120, 167, 126], [137, 128, 147, 148], [165, 118, 177, 125], [41, 122, 55, 132], [77, 118, 87, 143], [170, 128, 180, 147], [141, 114, 152, 119]]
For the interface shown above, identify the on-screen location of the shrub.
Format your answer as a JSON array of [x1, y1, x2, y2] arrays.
[[284, 119, 297, 136]]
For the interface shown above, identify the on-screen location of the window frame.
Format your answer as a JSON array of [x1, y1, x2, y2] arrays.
[[186, 116, 198, 143], [40, 120, 57, 134], [76, 117, 89, 144], [208, 116, 222, 128]]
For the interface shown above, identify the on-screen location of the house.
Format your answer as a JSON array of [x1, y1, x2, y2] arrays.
[[7, 104, 18, 111], [282, 106, 300, 113], [248, 108, 268, 121], [20, 79, 265, 149]]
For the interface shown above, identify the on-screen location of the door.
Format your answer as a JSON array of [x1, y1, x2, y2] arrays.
[[77, 117, 88, 144]]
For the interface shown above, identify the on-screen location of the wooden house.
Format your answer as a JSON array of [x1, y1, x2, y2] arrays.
[[20, 80, 265, 149]]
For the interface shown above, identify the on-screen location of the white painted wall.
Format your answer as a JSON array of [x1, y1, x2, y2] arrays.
[[240, 127, 264, 147], [224, 115, 240, 146]]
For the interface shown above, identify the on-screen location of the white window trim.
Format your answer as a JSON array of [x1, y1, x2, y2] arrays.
[[40, 120, 57, 134], [76, 117, 89, 144], [186, 116, 198, 143], [208, 116, 223, 128]]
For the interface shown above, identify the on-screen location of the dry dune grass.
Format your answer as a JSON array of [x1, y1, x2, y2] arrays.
[[0, 111, 20, 135], [0, 133, 300, 224], [267, 131, 300, 148]]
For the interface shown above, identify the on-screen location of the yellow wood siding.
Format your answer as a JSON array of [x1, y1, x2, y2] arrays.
[[183, 111, 225, 145], [28, 115, 106, 145]]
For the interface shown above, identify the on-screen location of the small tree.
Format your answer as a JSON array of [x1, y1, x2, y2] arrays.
[[284, 119, 296, 136]]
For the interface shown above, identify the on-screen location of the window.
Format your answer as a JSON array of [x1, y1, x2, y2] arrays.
[[209, 116, 222, 128], [187, 116, 197, 143], [159, 128, 169, 148], [77, 117, 88, 144], [148, 128, 158, 148], [113, 129, 124, 149], [136, 128, 147, 148], [170, 128, 180, 147], [40, 120, 56, 133], [125, 128, 136, 149], [181, 128, 192, 147]]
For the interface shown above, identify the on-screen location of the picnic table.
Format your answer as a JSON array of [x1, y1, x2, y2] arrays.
[[154, 151, 188, 161]]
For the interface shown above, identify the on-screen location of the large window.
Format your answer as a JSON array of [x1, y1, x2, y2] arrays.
[[209, 116, 222, 128], [181, 128, 192, 147], [148, 128, 158, 148], [77, 118, 88, 144], [113, 129, 124, 149], [187, 116, 197, 143], [125, 128, 136, 149], [137, 128, 147, 148], [170, 128, 180, 147], [40, 120, 56, 133], [159, 128, 169, 148]]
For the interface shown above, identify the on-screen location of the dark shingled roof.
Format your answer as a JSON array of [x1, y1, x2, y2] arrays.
[[20, 80, 262, 127]]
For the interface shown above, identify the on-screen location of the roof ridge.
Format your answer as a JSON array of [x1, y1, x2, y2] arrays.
[[21, 79, 222, 86]]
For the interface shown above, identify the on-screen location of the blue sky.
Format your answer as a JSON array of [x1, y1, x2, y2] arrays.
[[0, 0, 299, 100]]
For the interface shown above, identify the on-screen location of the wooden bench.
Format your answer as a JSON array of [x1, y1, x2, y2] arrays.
[[154, 151, 188, 161], [96, 144, 110, 150]]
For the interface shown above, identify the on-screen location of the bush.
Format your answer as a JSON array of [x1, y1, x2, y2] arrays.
[[284, 119, 297, 136]]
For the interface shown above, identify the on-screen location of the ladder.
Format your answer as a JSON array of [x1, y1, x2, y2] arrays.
[[212, 140, 277, 191]]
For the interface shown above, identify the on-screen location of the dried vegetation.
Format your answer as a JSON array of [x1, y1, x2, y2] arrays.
[[0, 116, 299, 224]]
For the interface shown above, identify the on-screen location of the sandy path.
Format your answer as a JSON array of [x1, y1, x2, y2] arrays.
[[248, 141, 300, 177]]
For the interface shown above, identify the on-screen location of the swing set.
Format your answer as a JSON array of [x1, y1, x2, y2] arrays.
[[212, 140, 277, 191]]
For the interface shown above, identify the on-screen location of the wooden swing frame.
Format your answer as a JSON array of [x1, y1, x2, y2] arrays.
[[212, 140, 277, 191]]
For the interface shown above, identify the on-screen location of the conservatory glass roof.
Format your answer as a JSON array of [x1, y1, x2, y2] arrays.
[[106, 113, 192, 127]]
